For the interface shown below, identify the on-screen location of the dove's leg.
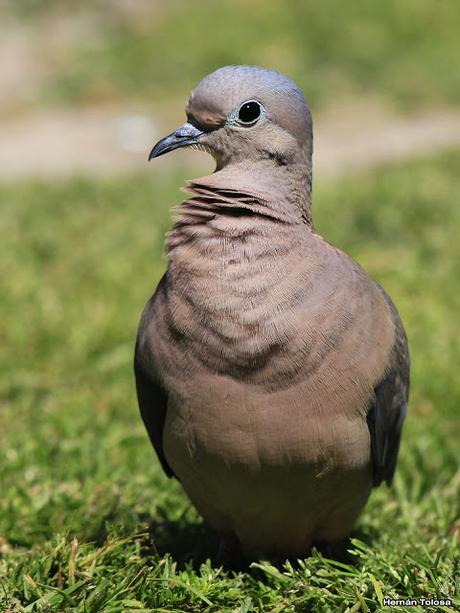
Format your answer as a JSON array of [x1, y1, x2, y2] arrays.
[[216, 532, 244, 569]]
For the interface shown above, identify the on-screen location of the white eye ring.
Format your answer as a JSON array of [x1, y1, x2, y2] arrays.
[[237, 100, 262, 124], [227, 99, 265, 126]]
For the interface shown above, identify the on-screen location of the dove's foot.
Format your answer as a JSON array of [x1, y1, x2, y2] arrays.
[[216, 533, 246, 570]]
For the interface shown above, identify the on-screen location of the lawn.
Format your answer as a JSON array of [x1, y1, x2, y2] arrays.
[[0, 149, 458, 611]]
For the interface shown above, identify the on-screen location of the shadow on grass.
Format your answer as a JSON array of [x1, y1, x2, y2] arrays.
[[144, 519, 221, 569], [143, 516, 377, 573], [314, 526, 377, 564]]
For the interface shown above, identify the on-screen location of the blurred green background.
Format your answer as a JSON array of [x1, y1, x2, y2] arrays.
[[2, 0, 460, 110], [0, 1, 459, 611]]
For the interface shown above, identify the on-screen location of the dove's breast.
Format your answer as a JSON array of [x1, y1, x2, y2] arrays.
[[158, 214, 394, 393]]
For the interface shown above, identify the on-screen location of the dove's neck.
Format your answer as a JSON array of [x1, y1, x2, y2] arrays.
[[166, 157, 315, 267], [198, 159, 313, 226]]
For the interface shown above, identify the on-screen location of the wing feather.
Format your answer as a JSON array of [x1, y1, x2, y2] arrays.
[[134, 337, 175, 479], [367, 290, 410, 486]]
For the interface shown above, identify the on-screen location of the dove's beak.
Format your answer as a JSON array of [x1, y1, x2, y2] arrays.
[[148, 122, 205, 160]]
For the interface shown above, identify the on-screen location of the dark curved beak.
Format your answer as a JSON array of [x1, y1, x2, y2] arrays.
[[148, 122, 205, 160]]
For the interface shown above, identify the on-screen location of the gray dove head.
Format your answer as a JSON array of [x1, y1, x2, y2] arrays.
[[150, 65, 313, 171]]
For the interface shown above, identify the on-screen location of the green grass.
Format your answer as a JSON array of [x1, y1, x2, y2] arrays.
[[4, 0, 460, 111], [1, 151, 459, 611]]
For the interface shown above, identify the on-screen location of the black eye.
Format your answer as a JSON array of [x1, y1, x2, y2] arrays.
[[238, 101, 261, 124]]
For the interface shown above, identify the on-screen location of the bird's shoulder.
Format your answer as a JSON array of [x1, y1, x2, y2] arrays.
[[307, 231, 393, 308]]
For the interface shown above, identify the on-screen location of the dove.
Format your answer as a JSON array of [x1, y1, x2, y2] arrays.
[[134, 65, 409, 559]]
